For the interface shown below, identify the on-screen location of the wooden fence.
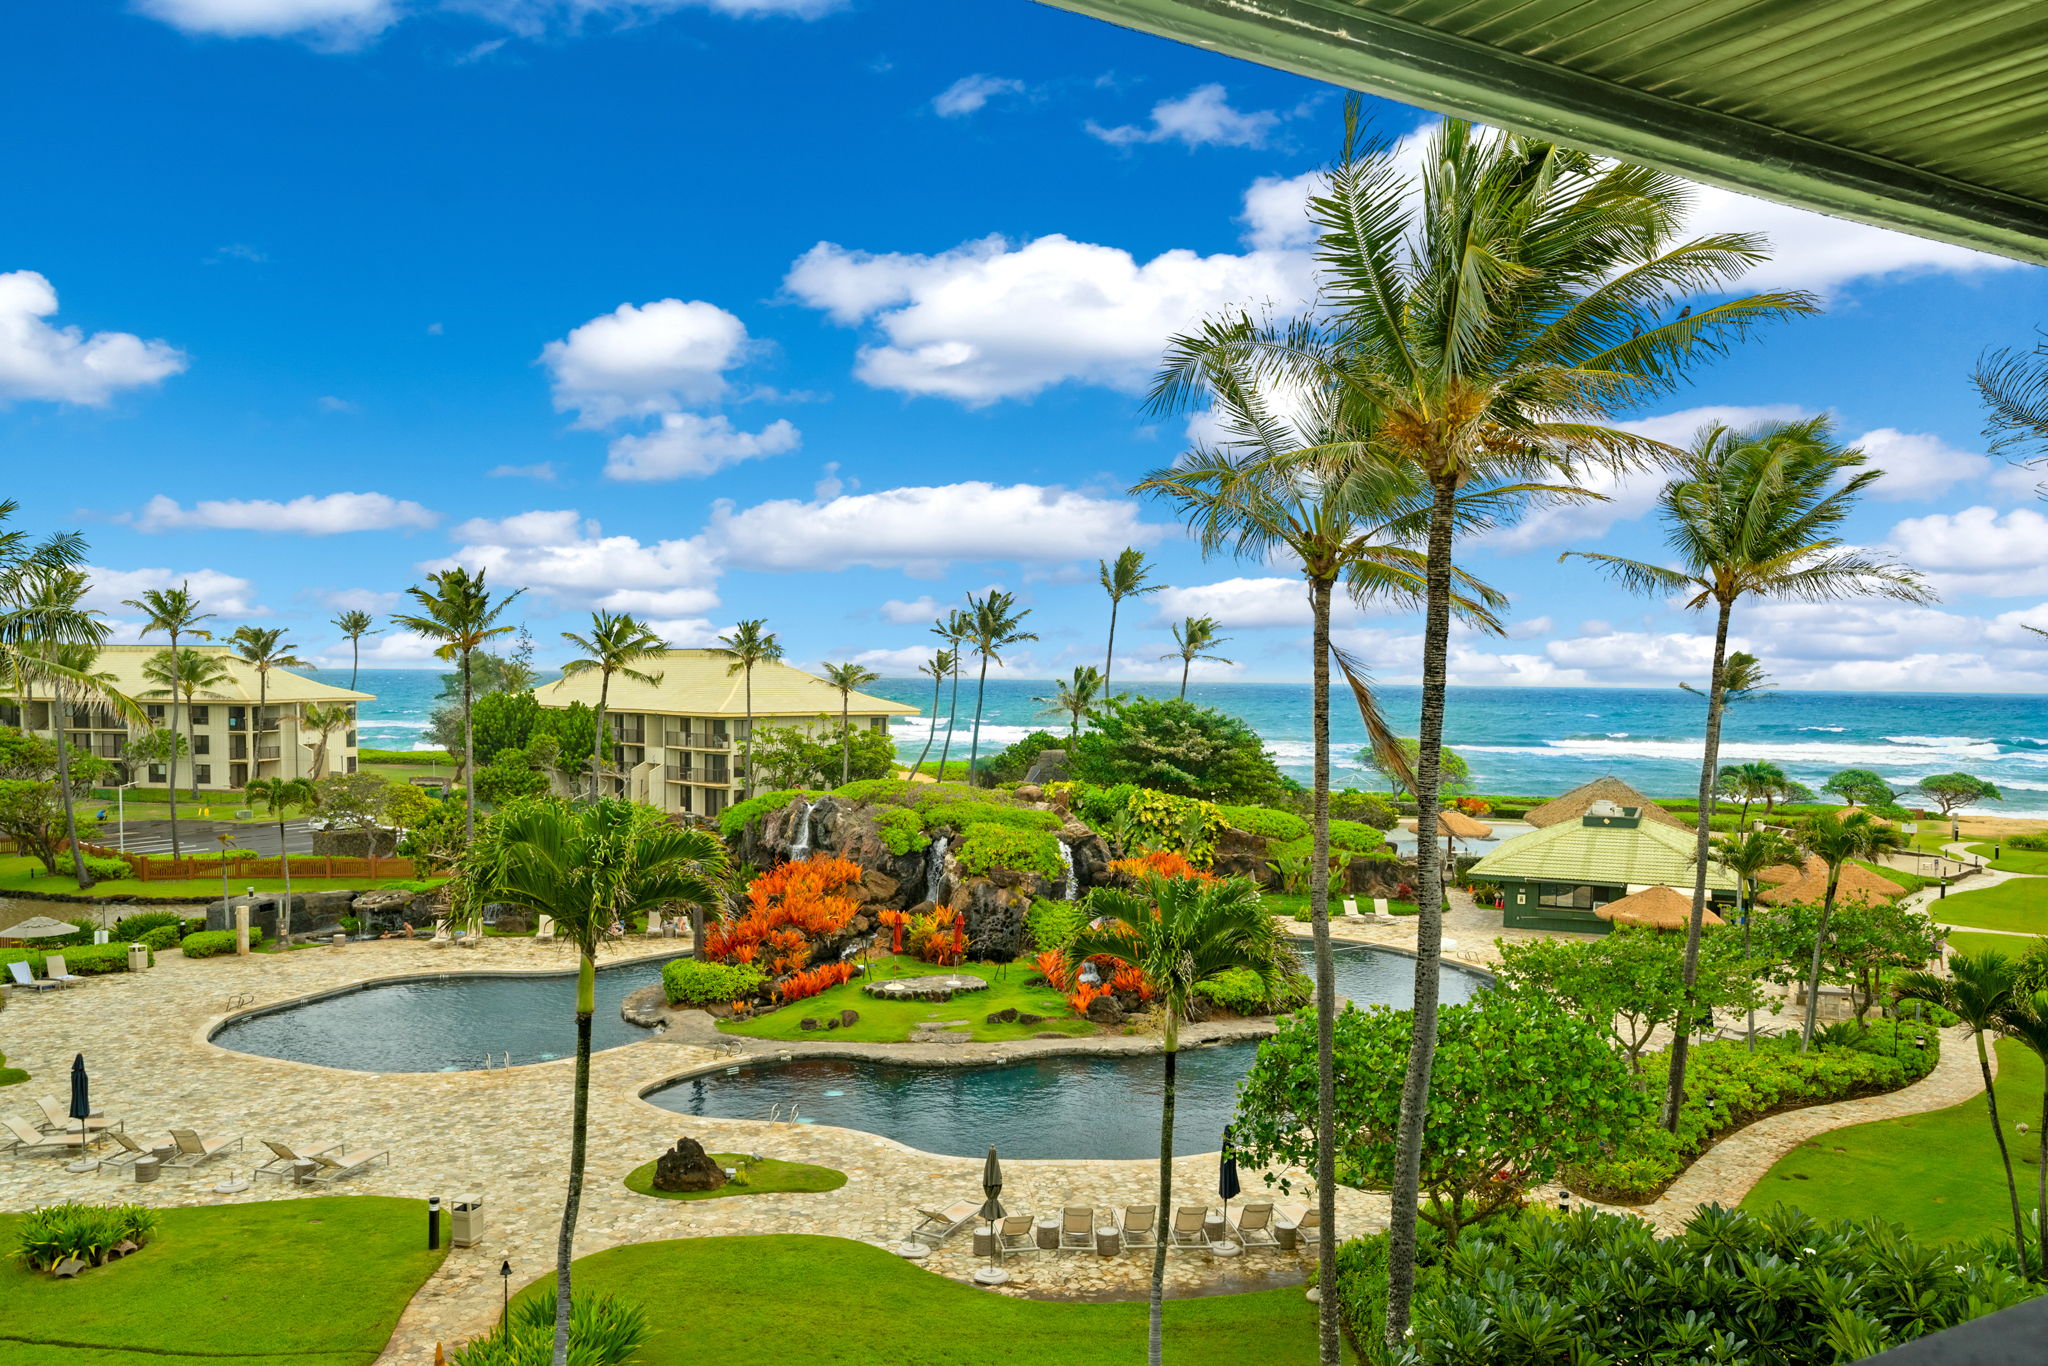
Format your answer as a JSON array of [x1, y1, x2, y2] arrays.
[[28, 838, 418, 883]]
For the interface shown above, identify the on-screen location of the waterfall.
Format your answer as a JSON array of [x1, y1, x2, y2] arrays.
[[1055, 839, 1078, 900], [789, 801, 815, 859], [924, 835, 950, 904]]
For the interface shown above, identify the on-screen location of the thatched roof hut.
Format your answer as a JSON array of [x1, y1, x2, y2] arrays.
[[1757, 855, 1906, 907], [1595, 884, 1726, 931], [1523, 776, 1689, 831], [1435, 809, 1494, 839]]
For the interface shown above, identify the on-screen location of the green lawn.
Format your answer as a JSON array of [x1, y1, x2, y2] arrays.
[[1849, 857, 1941, 897], [1944, 930, 2042, 960], [1263, 892, 1418, 919], [0, 854, 440, 901], [719, 954, 1094, 1044], [623, 1152, 846, 1202], [515, 1234, 1340, 1366], [1930, 878, 2048, 936], [0, 1196, 443, 1366], [1965, 843, 2048, 875], [1742, 1038, 2046, 1246]]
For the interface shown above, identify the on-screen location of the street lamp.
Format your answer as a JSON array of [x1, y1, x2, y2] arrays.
[[500, 1260, 513, 1326]]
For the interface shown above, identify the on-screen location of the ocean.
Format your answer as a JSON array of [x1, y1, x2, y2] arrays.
[[348, 669, 2048, 816]]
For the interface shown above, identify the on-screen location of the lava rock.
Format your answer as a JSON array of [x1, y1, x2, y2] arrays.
[[986, 1007, 1018, 1024], [825, 1017, 840, 1029], [651, 1137, 728, 1194], [839, 1009, 860, 1027], [799, 1018, 820, 1031], [1086, 993, 1125, 1025], [1015, 1012, 1044, 1026]]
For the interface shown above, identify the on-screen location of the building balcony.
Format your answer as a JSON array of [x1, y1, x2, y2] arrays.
[[257, 744, 281, 760]]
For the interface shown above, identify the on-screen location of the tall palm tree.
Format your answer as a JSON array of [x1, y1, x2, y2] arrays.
[[1717, 761, 1785, 828], [391, 568, 524, 842], [559, 612, 667, 800], [1682, 649, 1773, 706], [963, 590, 1036, 780], [480, 799, 726, 1366], [931, 609, 972, 781], [1097, 547, 1164, 696], [1161, 615, 1233, 699], [245, 775, 317, 943], [1191, 113, 1820, 1343], [123, 583, 215, 858], [1793, 809, 1904, 1051], [1566, 418, 1929, 1126], [1064, 872, 1274, 1366], [1973, 333, 2048, 495], [139, 647, 232, 799], [1034, 665, 1105, 739], [229, 627, 313, 781], [331, 608, 380, 691], [820, 662, 881, 785], [712, 620, 780, 800], [1895, 951, 2025, 1261], [299, 702, 351, 780], [1710, 827, 1797, 1051], [1995, 986, 2048, 1271], [907, 650, 954, 779]]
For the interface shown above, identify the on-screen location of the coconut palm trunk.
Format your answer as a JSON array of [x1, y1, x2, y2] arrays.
[[50, 686, 93, 888], [1104, 597, 1122, 697], [740, 665, 754, 798], [1798, 868, 1846, 1051], [935, 658, 962, 779], [462, 647, 477, 841], [967, 651, 992, 776], [1971, 1024, 2028, 1260], [165, 639, 184, 856], [591, 672, 610, 800], [911, 668, 943, 778], [1148, 1010, 1177, 1366], [1663, 598, 1733, 1128], [1307, 574, 1340, 1347], [555, 949, 596, 1366], [839, 690, 851, 785]]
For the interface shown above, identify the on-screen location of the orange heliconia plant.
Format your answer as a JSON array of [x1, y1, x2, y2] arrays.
[[1035, 948, 1071, 991], [1068, 981, 1108, 1016], [777, 960, 857, 1004], [1108, 850, 1216, 883], [1109, 964, 1155, 1001], [703, 853, 863, 969]]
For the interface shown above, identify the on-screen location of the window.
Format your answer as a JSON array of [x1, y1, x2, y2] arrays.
[[145, 704, 165, 723], [192, 734, 210, 755], [147, 765, 166, 784], [346, 756, 357, 774], [1536, 883, 1596, 910], [190, 705, 210, 726], [193, 764, 212, 785]]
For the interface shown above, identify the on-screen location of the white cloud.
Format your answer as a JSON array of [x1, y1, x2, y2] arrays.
[[1683, 182, 2021, 296], [83, 566, 259, 619], [604, 412, 800, 482], [841, 645, 931, 675], [315, 394, 358, 413], [539, 298, 754, 425], [315, 587, 399, 612], [488, 461, 557, 480], [311, 630, 443, 668], [880, 596, 943, 625], [1105, 652, 1246, 685], [705, 481, 1159, 576], [933, 74, 1023, 117], [1153, 577, 1312, 628], [0, 271, 187, 406], [637, 616, 728, 648], [1885, 506, 2048, 596], [1851, 428, 1992, 501], [437, 510, 721, 615], [1988, 460, 2046, 502], [136, 491, 439, 535], [1088, 84, 1281, 149], [135, 0, 397, 42]]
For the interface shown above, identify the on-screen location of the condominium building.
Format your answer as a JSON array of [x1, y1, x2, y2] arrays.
[[0, 644, 372, 791], [531, 649, 918, 818]]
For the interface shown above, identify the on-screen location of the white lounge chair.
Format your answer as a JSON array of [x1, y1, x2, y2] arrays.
[[1169, 1205, 1212, 1249], [1276, 1203, 1321, 1250], [255, 1138, 342, 1182], [907, 1201, 978, 1246], [43, 954, 83, 987], [1120, 1204, 1159, 1251], [427, 920, 453, 950], [35, 1096, 119, 1135], [1341, 898, 1360, 917], [164, 1127, 243, 1169], [3, 1116, 97, 1158], [534, 915, 557, 944], [996, 1214, 1040, 1258], [6, 961, 59, 993], [1232, 1201, 1281, 1249], [308, 1146, 389, 1183]]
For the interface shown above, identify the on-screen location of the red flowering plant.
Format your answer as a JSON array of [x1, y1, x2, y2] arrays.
[[702, 853, 863, 1001]]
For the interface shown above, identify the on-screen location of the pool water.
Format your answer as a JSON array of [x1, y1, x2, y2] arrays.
[[644, 944, 1485, 1160], [209, 954, 679, 1072]]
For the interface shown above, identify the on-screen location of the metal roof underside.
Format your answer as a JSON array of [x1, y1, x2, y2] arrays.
[[1037, 0, 2048, 265]]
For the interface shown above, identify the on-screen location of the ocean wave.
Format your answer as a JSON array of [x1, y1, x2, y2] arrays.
[[358, 719, 431, 731], [1799, 726, 1846, 733], [1461, 735, 2008, 766], [1605, 732, 1630, 739]]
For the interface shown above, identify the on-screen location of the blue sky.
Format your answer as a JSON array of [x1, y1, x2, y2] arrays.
[[5, 0, 2047, 693]]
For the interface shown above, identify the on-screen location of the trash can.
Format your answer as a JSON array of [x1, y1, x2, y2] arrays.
[[133, 1156, 160, 1184], [449, 1196, 484, 1248], [126, 943, 150, 973]]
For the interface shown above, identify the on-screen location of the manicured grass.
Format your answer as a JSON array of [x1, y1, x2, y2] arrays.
[[0, 1050, 25, 1087], [0, 1196, 443, 1366], [1264, 892, 1418, 919], [1930, 878, 2048, 936], [1965, 842, 2048, 875], [0, 854, 440, 901], [514, 1234, 1340, 1366], [719, 954, 1093, 1043], [1849, 857, 1941, 897], [623, 1152, 846, 1201], [359, 747, 456, 765], [1742, 1038, 2045, 1247], [1944, 930, 2041, 960]]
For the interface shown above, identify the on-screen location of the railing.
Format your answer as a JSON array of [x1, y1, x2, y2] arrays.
[[257, 745, 281, 760], [668, 733, 732, 751], [42, 839, 420, 882]]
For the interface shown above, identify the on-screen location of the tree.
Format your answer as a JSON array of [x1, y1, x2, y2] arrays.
[[1234, 991, 1645, 1242], [229, 626, 313, 782], [474, 748, 554, 806], [0, 778, 91, 873], [1365, 739, 1470, 799], [1917, 772, 2001, 818], [1894, 951, 2026, 1262], [424, 650, 533, 754], [1792, 809, 1904, 1050], [1717, 761, 1788, 827], [1064, 871, 1273, 1366], [1712, 826, 1799, 1048], [299, 702, 350, 780], [559, 611, 667, 799], [1097, 547, 1164, 697], [1681, 649, 1773, 705], [0, 726, 56, 781], [476, 798, 726, 1366], [963, 590, 1036, 778], [331, 608, 380, 691], [245, 776, 317, 943], [930, 610, 971, 781], [122, 582, 215, 855], [1994, 986, 2048, 1270], [1033, 665, 1105, 739], [1071, 696, 1286, 803], [820, 662, 880, 786], [907, 651, 953, 779], [747, 722, 894, 790], [1825, 768, 1900, 810], [312, 771, 395, 851], [392, 567, 524, 844], [138, 646, 231, 800], [713, 619, 781, 800], [1972, 332, 2048, 497], [1161, 616, 1233, 699]]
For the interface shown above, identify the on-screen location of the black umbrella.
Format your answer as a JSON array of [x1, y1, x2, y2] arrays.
[[68, 1054, 90, 1129], [1218, 1126, 1242, 1224], [978, 1145, 1005, 1224]]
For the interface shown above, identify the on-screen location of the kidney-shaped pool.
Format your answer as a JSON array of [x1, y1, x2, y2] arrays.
[[644, 943, 1486, 1160]]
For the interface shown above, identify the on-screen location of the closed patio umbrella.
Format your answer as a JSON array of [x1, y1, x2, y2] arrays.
[[65, 1054, 94, 1173], [978, 1145, 1005, 1224], [1218, 1126, 1242, 1222]]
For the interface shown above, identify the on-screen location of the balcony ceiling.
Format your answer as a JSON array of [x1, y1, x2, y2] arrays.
[[1038, 0, 2048, 264]]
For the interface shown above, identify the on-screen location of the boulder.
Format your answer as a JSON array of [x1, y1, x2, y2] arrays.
[[825, 1017, 840, 1029], [1211, 827, 1276, 887], [651, 1137, 728, 1194], [1022, 749, 1070, 785], [1016, 1012, 1044, 1025], [1013, 784, 1045, 804], [839, 1009, 859, 1028], [955, 877, 1034, 961], [1086, 994, 1125, 1026], [986, 1007, 1019, 1025], [799, 1018, 820, 1031], [855, 868, 901, 906]]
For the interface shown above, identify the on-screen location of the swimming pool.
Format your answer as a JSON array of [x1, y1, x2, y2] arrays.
[[209, 954, 678, 1072], [643, 944, 1485, 1160]]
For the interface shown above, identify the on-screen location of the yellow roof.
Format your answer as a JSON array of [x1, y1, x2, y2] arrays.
[[1470, 817, 1738, 894], [5, 643, 370, 705], [531, 649, 917, 720]]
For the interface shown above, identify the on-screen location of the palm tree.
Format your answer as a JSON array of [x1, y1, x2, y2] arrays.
[[1034, 665, 1105, 739], [1710, 827, 1797, 1051], [331, 608, 380, 691], [931, 610, 972, 781], [1895, 951, 2025, 1260], [963, 590, 1036, 780], [1063, 872, 1274, 1366], [1995, 986, 2048, 1271], [245, 776, 317, 943], [299, 702, 351, 780], [391, 568, 524, 843], [479, 799, 727, 1366], [1682, 649, 1773, 706], [820, 662, 881, 785], [1973, 332, 2048, 495], [712, 620, 780, 800], [1793, 809, 1904, 1051], [1097, 547, 1165, 696], [229, 627, 313, 782], [1718, 760, 1788, 828], [907, 650, 954, 779], [1566, 419, 1929, 1125], [559, 612, 667, 799], [139, 647, 232, 799], [1161, 616, 1233, 699], [123, 583, 215, 858]]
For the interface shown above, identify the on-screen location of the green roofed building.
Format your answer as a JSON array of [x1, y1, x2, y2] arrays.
[[1470, 799, 1736, 934]]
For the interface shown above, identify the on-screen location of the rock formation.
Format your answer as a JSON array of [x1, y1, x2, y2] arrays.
[[651, 1137, 728, 1193]]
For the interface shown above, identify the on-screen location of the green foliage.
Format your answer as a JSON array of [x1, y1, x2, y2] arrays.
[[1825, 766, 1900, 808], [450, 1292, 648, 1366], [661, 958, 769, 1006], [395, 794, 472, 870], [1194, 964, 1309, 1015], [1069, 695, 1284, 803], [1122, 787, 1226, 863], [0, 726, 57, 781], [834, 777, 915, 805], [2008, 832, 2048, 852], [954, 824, 1064, 880], [1915, 771, 2001, 815], [0, 778, 87, 874], [717, 789, 816, 840], [874, 806, 929, 856], [11, 1202, 159, 1271], [111, 909, 182, 941], [472, 747, 552, 806], [979, 730, 1066, 786], [1748, 898, 1940, 1018], [179, 928, 264, 959], [138, 924, 182, 952], [1218, 805, 1310, 842], [0, 1049, 25, 1088], [749, 722, 896, 790], [915, 798, 1060, 833], [358, 746, 456, 764], [0, 942, 149, 976], [80, 854, 131, 880], [1364, 738, 1471, 798], [1025, 898, 1087, 953]]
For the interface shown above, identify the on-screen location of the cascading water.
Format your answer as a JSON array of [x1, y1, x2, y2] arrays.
[[1055, 839, 1078, 900], [789, 801, 815, 859], [924, 835, 950, 904]]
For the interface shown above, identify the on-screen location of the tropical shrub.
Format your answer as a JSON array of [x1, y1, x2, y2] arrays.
[[178, 928, 265, 959], [450, 1292, 648, 1366], [80, 855, 131, 881], [701, 854, 860, 973], [1108, 849, 1213, 883], [1195, 966, 1281, 1014], [660, 959, 769, 1007], [905, 904, 965, 966], [716, 789, 815, 840], [916, 799, 1060, 834], [137, 924, 182, 952], [873, 806, 929, 856], [1069, 696, 1285, 802], [1218, 805, 1310, 842], [12, 1202, 158, 1270], [2008, 832, 2048, 852], [953, 825, 1064, 880], [979, 730, 1066, 786], [1026, 898, 1087, 953], [749, 723, 895, 790], [0, 943, 148, 975], [111, 910, 182, 941], [0, 1050, 26, 1087], [834, 777, 914, 805], [776, 960, 857, 1004]]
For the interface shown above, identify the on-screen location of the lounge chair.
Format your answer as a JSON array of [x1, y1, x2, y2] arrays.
[[308, 1147, 389, 1184], [1169, 1206, 1212, 1249], [254, 1138, 342, 1183], [3, 1116, 98, 1158], [1341, 898, 1360, 917], [1059, 1205, 1096, 1253], [427, 920, 453, 950], [1275, 1203, 1321, 1250], [534, 916, 557, 944], [996, 1214, 1040, 1259], [43, 954, 83, 987], [1232, 1201, 1281, 1249], [907, 1201, 978, 1246], [6, 961, 59, 993], [164, 1127, 243, 1169], [97, 1130, 157, 1175], [35, 1096, 119, 1135], [1120, 1204, 1159, 1251]]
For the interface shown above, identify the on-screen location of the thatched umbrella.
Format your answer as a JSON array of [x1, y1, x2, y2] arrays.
[[0, 915, 81, 944], [1523, 776, 1689, 830], [1595, 884, 1727, 931], [1758, 856, 1904, 907]]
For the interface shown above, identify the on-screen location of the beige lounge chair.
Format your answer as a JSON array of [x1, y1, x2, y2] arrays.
[[3, 1116, 97, 1158], [1276, 1203, 1321, 1249], [35, 1096, 119, 1135], [308, 1146, 389, 1183], [1169, 1205, 1212, 1249], [1232, 1201, 1280, 1249], [1120, 1204, 1159, 1251], [907, 1200, 978, 1246], [165, 1127, 243, 1169], [996, 1214, 1040, 1258], [427, 920, 453, 949], [534, 915, 557, 944], [6, 961, 59, 993], [255, 1138, 343, 1182], [97, 1130, 157, 1174], [1341, 898, 1360, 917], [43, 954, 83, 987], [1059, 1205, 1096, 1253]]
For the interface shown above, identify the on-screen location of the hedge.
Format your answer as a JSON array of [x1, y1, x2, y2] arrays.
[[0, 942, 151, 976], [179, 928, 266, 959], [661, 958, 769, 1006], [112, 910, 185, 941], [716, 789, 816, 840], [954, 825, 1065, 880], [138, 924, 184, 951], [1218, 805, 1311, 843], [833, 778, 916, 805], [0, 1050, 27, 1087], [916, 800, 1060, 834]]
